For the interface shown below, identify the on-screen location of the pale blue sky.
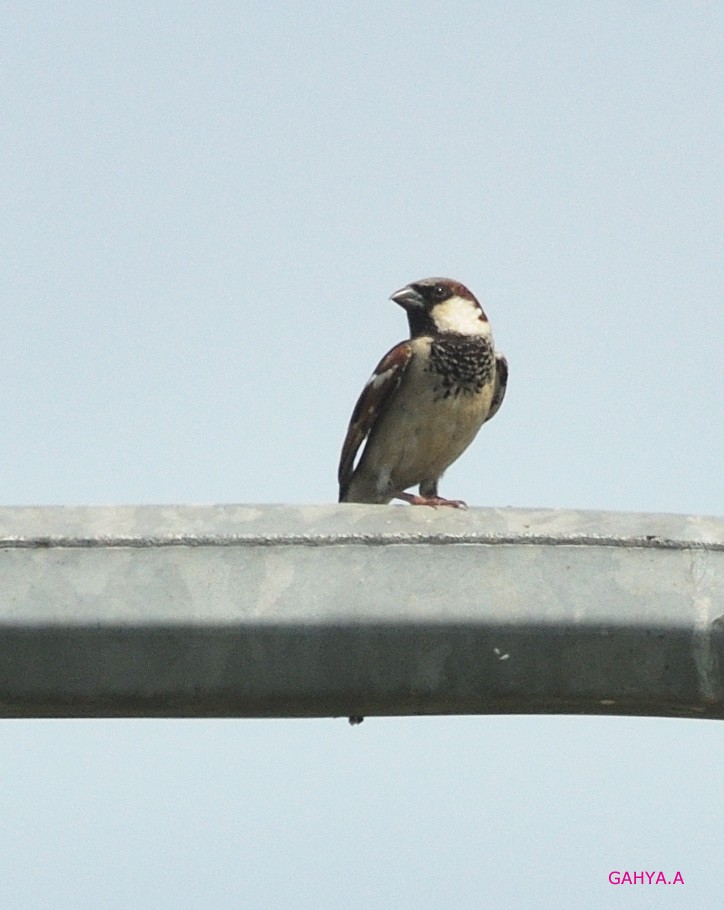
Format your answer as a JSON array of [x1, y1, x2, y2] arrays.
[[1, 2, 722, 908]]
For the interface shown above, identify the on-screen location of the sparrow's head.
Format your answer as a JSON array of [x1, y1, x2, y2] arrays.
[[390, 277, 489, 338]]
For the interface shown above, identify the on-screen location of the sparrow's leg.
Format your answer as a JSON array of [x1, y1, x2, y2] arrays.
[[396, 492, 468, 509]]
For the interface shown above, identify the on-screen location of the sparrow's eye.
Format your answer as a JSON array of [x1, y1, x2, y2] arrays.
[[431, 284, 446, 300]]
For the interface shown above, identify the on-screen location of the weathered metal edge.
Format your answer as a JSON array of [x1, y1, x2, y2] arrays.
[[2, 533, 722, 551]]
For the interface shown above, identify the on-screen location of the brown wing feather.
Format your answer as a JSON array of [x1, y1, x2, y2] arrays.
[[484, 353, 508, 423], [338, 341, 413, 501]]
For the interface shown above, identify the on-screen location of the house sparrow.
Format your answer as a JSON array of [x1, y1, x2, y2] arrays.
[[338, 277, 507, 508]]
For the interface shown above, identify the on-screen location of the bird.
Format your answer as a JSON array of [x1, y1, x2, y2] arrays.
[[338, 277, 507, 508]]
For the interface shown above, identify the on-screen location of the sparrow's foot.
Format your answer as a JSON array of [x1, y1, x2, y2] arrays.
[[396, 492, 468, 509]]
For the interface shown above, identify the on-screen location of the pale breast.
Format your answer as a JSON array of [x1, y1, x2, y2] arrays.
[[362, 335, 497, 496]]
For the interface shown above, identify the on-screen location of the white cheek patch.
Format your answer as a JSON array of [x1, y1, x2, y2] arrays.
[[432, 297, 491, 336]]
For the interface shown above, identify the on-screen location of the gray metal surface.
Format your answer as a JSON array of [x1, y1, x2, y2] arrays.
[[1, 504, 722, 719]]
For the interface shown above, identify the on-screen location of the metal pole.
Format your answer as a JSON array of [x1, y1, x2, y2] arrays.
[[1, 505, 722, 719]]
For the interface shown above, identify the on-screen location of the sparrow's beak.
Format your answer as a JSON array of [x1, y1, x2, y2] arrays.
[[390, 286, 424, 309]]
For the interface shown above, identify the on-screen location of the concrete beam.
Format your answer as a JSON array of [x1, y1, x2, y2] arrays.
[[0, 505, 722, 720]]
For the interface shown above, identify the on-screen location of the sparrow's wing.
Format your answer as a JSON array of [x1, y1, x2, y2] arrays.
[[338, 341, 413, 501], [484, 353, 508, 423]]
